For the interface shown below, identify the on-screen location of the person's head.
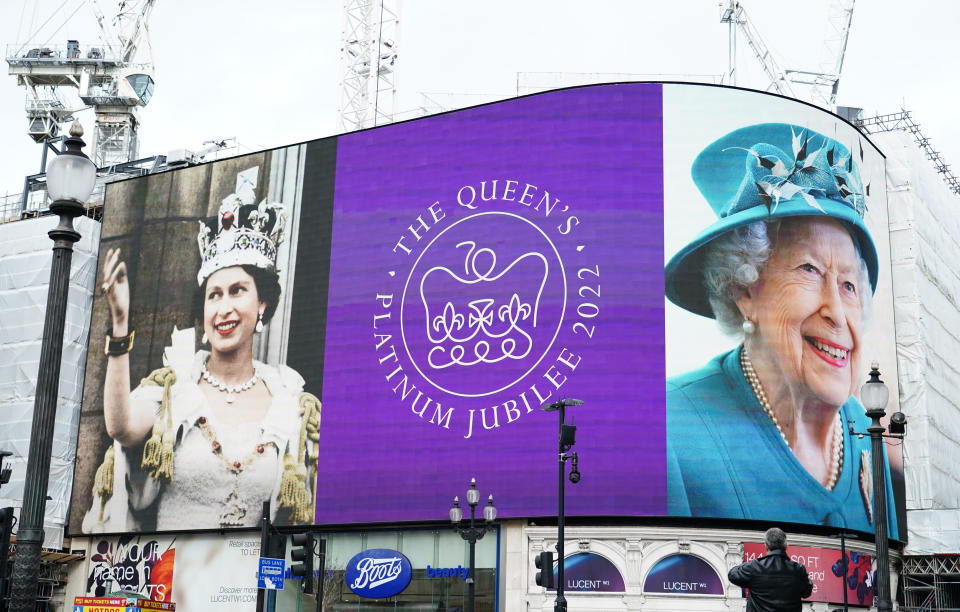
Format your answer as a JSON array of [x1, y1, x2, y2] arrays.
[[194, 179, 288, 354], [703, 216, 872, 406], [764, 527, 787, 552], [665, 122, 879, 332], [194, 264, 281, 354], [664, 124, 881, 410]]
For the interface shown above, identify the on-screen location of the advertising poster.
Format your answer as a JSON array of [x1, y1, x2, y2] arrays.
[[546, 552, 626, 593], [663, 85, 902, 537], [743, 542, 874, 606], [69, 82, 903, 538], [74, 597, 175, 611], [642, 554, 724, 595], [85, 533, 260, 611]]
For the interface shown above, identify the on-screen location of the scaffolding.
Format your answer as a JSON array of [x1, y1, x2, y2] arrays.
[[902, 555, 960, 612], [856, 110, 960, 197]]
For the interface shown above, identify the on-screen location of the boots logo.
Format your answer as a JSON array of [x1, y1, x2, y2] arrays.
[[374, 179, 596, 439], [345, 549, 412, 599]]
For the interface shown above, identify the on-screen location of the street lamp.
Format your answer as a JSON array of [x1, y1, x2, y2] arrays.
[[856, 362, 906, 612], [449, 478, 496, 612], [9, 120, 96, 612], [540, 398, 585, 612]]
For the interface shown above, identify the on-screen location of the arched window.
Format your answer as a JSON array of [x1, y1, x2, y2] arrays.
[[547, 552, 625, 592], [643, 554, 724, 595]]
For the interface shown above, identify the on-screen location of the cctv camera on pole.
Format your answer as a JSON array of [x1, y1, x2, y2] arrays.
[[540, 398, 585, 612]]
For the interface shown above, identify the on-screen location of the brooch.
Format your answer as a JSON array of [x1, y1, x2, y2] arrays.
[[859, 450, 873, 524]]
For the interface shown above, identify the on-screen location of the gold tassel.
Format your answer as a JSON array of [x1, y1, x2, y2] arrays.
[[276, 393, 321, 523], [141, 429, 163, 471], [93, 445, 115, 498], [139, 367, 176, 482], [92, 445, 116, 522], [151, 433, 175, 481], [299, 392, 321, 520], [299, 392, 321, 469], [278, 453, 311, 523]]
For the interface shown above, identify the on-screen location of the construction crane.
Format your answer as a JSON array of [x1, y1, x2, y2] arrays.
[[720, 0, 855, 109], [338, 0, 399, 132], [720, 1, 797, 98], [785, 0, 856, 107], [6, 0, 157, 167]]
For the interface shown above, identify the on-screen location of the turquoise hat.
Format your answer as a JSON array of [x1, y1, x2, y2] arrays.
[[664, 123, 878, 319]]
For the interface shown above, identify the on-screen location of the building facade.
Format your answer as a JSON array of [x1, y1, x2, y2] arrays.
[[6, 82, 949, 611]]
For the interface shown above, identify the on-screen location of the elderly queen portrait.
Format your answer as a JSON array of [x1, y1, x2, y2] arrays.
[[665, 123, 898, 534], [84, 170, 321, 532]]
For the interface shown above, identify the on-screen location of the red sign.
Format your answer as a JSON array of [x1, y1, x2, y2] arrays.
[[742, 543, 873, 606], [74, 596, 177, 611]]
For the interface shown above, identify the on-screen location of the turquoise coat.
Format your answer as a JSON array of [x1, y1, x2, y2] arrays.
[[667, 346, 899, 536]]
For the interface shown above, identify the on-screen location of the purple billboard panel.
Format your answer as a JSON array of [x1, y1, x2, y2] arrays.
[[315, 84, 666, 523]]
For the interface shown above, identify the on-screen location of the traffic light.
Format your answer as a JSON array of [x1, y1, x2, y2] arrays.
[[290, 532, 315, 594], [534, 550, 554, 589]]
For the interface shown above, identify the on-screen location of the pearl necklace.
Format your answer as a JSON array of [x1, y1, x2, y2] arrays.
[[740, 347, 844, 491], [201, 360, 259, 404]]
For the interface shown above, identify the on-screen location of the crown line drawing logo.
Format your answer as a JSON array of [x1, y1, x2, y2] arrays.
[[400, 210, 567, 399], [420, 240, 548, 370]]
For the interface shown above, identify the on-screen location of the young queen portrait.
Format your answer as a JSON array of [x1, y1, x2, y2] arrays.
[[664, 123, 898, 534], [83, 171, 321, 532]]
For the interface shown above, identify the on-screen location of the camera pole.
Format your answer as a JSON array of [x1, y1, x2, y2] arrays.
[[556, 401, 567, 612]]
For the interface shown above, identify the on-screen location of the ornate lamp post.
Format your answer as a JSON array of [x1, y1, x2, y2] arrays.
[[9, 121, 96, 612], [540, 398, 584, 612], [858, 362, 907, 612], [449, 478, 497, 612]]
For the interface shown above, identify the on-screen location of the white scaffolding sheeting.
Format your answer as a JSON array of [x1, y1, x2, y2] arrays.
[[0, 215, 100, 549], [880, 130, 960, 554]]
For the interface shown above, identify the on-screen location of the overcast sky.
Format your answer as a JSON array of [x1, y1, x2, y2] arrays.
[[1, 0, 958, 199]]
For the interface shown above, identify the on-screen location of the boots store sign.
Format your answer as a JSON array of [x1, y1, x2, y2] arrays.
[[345, 549, 413, 599]]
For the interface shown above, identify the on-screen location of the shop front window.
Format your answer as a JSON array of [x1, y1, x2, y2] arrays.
[[277, 528, 499, 611]]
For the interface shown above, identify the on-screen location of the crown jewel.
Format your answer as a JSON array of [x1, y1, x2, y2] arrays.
[[196, 167, 287, 285]]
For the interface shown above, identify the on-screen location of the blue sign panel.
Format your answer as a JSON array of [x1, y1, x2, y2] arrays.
[[345, 549, 413, 599], [258, 557, 285, 590]]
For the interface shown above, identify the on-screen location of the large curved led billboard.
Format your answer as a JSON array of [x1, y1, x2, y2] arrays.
[[70, 83, 903, 538]]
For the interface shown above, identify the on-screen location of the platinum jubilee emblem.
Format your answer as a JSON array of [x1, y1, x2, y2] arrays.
[[372, 180, 597, 440]]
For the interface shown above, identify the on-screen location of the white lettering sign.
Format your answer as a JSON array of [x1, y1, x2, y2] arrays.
[[349, 556, 403, 590]]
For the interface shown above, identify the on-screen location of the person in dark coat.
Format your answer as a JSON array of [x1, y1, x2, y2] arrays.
[[729, 527, 814, 612]]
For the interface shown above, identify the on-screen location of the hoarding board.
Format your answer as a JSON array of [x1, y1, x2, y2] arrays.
[[70, 82, 903, 537], [743, 543, 874, 605], [84, 533, 260, 610]]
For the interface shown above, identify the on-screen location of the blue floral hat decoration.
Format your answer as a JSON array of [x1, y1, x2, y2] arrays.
[[665, 122, 878, 319]]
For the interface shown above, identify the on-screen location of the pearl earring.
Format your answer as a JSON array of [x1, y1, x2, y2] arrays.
[[255, 312, 264, 333], [742, 319, 756, 335], [201, 332, 208, 344]]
